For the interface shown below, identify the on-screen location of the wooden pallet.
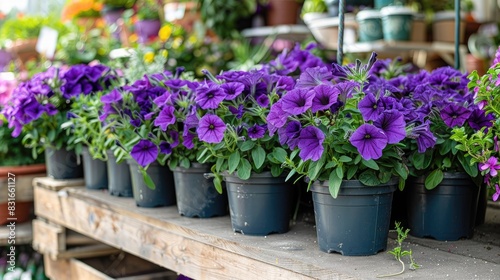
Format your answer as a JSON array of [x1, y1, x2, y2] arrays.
[[33, 176, 85, 191]]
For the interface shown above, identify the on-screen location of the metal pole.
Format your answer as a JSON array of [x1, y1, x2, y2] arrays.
[[337, 0, 345, 65], [455, 0, 461, 69]]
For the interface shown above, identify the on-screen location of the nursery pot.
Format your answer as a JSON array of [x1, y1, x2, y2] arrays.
[[171, 163, 228, 218], [224, 172, 292, 236], [406, 172, 480, 241], [266, 0, 301, 26], [82, 147, 108, 190], [311, 178, 397, 256], [135, 20, 161, 44], [106, 150, 132, 197], [380, 6, 414, 41], [45, 147, 83, 179], [356, 10, 383, 42], [128, 159, 176, 208], [102, 6, 125, 39], [432, 11, 465, 43]]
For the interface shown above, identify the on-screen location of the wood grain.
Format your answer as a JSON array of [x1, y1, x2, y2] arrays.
[[33, 176, 85, 191]]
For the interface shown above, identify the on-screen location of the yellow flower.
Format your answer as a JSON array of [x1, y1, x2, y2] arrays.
[[188, 35, 197, 45], [159, 25, 172, 42], [143, 52, 155, 63], [160, 49, 168, 58]]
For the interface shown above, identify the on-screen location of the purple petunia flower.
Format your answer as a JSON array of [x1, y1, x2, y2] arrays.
[[101, 89, 122, 104], [195, 83, 226, 109], [281, 88, 314, 116], [159, 141, 173, 155], [373, 110, 406, 144], [408, 121, 436, 153], [467, 108, 494, 131], [131, 140, 158, 167], [278, 120, 301, 149], [197, 114, 226, 143], [229, 104, 244, 119], [256, 93, 270, 108], [493, 184, 500, 201], [154, 105, 176, 131], [153, 92, 172, 106], [311, 84, 339, 113], [296, 66, 333, 88], [440, 104, 472, 128], [247, 124, 266, 139], [298, 126, 325, 161], [479, 156, 500, 177], [183, 131, 196, 149], [350, 124, 388, 160], [267, 100, 290, 135], [358, 93, 383, 121], [221, 82, 245, 100]]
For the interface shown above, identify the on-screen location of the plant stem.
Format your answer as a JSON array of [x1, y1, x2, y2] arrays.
[[377, 258, 405, 278]]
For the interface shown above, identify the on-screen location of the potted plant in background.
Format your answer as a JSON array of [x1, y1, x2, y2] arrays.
[[395, 66, 489, 240], [98, 0, 137, 38], [61, 0, 104, 33], [134, 0, 162, 43], [270, 52, 413, 256], [1, 64, 115, 179]]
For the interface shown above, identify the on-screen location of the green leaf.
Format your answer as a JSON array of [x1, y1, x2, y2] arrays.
[[325, 161, 337, 169], [285, 169, 297, 182], [240, 140, 255, 151], [180, 158, 190, 169], [359, 170, 380, 186], [228, 151, 240, 174], [412, 152, 425, 169], [140, 167, 156, 190], [215, 157, 225, 173], [237, 158, 252, 180], [213, 174, 223, 194], [335, 165, 344, 179], [394, 162, 408, 180], [271, 165, 283, 177], [252, 146, 266, 169], [457, 153, 478, 178], [346, 165, 358, 179], [442, 157, 452, 168], [425, 169, 444, 190], [362, 159, 379, 170], [308, 155, 325, 180], [339, 156, 352, 163], [273, 147, 287, 162], [328, 169, 342, 198]]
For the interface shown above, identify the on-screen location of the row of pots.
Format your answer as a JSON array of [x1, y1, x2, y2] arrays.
[[44, 147, 482, 256]]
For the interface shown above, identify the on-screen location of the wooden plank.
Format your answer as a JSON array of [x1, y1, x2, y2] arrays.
[[33, 184, 65, 224], [33, 176, 85, 191], [58, 243, 120, 259], [71, 258, 114, 280], [32, 219, 65, 259], [66, 230, 101, 246], [43, 254, 72, 280], [35, 188, 351, 280], [0, 221, 32, 245]]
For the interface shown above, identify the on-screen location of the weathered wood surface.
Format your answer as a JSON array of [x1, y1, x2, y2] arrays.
[[33, 176, 85, 191], [35, 186, 500, 280]]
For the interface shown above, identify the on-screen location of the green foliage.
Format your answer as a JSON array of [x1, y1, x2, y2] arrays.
[[0, 117, 45, 166], [301, 0, 327, 17], [0, 15, 68, 42], [135, 0, 160, 20], [378, 222, 420, 278], [197, 0, 258, 39], [99, 0, 137, 9]]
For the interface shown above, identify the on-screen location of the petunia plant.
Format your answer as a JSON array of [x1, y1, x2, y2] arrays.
[[451, 50, 500, 200], [391, 66, 489, 189], [1, 64, 116, 157], [270, 53, 412, 198]]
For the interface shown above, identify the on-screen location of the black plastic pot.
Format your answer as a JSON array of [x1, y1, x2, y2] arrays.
[[45, 147, 83, 179], [476, 183, 488, 226], [128, 159, 176, 208], [224, 172, 292, 236], [406, 172, 480, 241], [82, 147, 108, 190], [172, 163, 228, 218], [311, 178, 396, 256], [106, 150, 132, 197]]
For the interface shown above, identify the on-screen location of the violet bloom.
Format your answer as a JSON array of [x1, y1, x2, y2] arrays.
[[350, 124, 388, 160], [101, 89, 122, 104], [247, 124, 266, 139], [183, 131, 196, 149], [479, 156, 500, 177], [131, 140, 158, 167], [159, 141, 173, 155], [153, 92, 172, 106], [229, 104, 244, 119], [296, 66, 333, 88], [467, 108, 494, 131], [311, 84, 339, 113], [409, 121, 436, 153], [197, 114, 226, 143], [281, 88, 314, 116], [195, 83, 226, 109], [298, 126, 325, 161], [440, 104, 472, 128], [373, 110, 406, 144], [267, 100, 290, 135], [278, 120, 301, 149], [154, 105, 176, 131], [493, 184, 500, 201], [358, 93, 383, 121], [256, 94, 270, 108], [221, 82, 245, 100]]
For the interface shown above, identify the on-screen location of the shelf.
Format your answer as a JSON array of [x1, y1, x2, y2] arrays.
[[241, 25, 311, 42], [32, 177, 500, 280]]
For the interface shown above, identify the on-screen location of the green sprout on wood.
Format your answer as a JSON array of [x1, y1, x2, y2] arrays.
[[378, 222, 420, 278]]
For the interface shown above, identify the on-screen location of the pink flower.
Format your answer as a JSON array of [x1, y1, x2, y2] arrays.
[[479, 156, 500, 177], [493, 184, 500, 202]]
